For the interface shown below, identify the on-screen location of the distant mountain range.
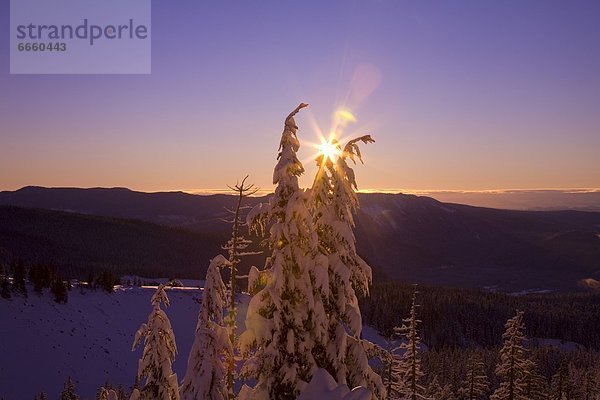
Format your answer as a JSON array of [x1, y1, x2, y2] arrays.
[[1, 186, 600, 291], [413, 189, 600, 212]]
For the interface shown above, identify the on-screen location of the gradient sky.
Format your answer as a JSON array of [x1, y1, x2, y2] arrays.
[[1, 0, 599, 193]]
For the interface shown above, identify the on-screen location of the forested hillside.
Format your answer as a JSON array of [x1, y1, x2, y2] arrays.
[[361, 283, 600, 350], [2, 187, 600, 291], [0, 206, 225, 278]]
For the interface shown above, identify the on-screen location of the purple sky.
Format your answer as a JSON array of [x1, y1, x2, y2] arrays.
[[1, 1, 599, 193]]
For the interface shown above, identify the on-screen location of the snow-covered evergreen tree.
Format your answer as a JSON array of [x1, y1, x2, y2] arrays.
[[130, 284, 179, 400], [239, 103, 329, 399], [490, 311, 528, 400], [426, 376, 456, 400], [458, 354, 488, 400], [310, 134, 384, 398], [60, 376, 80, 400], [580, 367, 600, 400], [550, 365, 567, 400], [180, 255, 232, 400], [521, 358, 548, 400], [391, 287, 426, 400], [98, 387, 118, 400]]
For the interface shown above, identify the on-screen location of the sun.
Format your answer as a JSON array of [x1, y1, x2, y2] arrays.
[[317, 137, 342, 163]]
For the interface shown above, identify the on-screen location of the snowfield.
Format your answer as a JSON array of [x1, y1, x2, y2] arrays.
[[0, 284, 387, 400], [0, 285, 203, 399]]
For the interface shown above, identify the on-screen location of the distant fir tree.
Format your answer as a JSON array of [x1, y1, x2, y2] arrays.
[[180, 255, 231, 400], [12, 259, 27, 297], [239, 103, 329, 400], [130, 284, 179, 400], [34, 392, 48, 400], [549, 364, 568, 400], [580, 367, 600, 400], [426, 376, 456, 400], [0, 275, 10, 299], [99, 270, 117, 293], [87, 272, 96, 291], [521, 358, 548, 400], [391, 286, 427, 400], [458, 354, 489, 400], [60, 376, 80, 400], [29, 263, 45, 295], [490, 310, 529, 400], [550, 362, 583, 400], [310, 134, 385, 398], [51, 275, 68, 303]]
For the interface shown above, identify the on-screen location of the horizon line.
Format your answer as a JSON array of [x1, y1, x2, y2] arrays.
[[3, 185, 600, 196]]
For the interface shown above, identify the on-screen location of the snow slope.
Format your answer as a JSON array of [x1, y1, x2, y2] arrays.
[[0, 285, 386, 399], [0, 286, 202, 399]]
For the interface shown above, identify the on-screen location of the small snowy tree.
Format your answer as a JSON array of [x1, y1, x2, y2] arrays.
[[239, 103, 329, 399], [98, 387, 119, 400], [180, 255, 232, 400], [130, 285, 179, 400], [490, 311, 528, 400], [458, 354, 489, 400], [390, 287, 426, 400], [60, 376, 80, 400]]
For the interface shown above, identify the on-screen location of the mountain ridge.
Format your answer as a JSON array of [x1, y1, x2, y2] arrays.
[[1, 186, 600, 291]]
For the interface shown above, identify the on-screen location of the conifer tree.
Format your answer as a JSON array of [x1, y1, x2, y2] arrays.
[[12, 259, 27, 297], [34, 392, 48, 400], [180, 255, 231, 400], [30, 264, 44, 295], [522, 358, 548, 400], [458, 354, 489, 400], [117, 384, 128, 400], [239, 103, 329, 399], [51, 275, 68, 304], [310, 134, 384, 398], [550, 365, 567, 400], [97, 387, 118, 400], [130, 285, 179, 400], [0, 275, 10, 299], [391, 286, 426, 400], [426, 377, 457, 400], [490, 311, 529, 400], [580, 368, 599, 400], [60, 376, 80, 400]]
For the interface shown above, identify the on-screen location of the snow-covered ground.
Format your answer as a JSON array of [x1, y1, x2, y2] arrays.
[[0, 285, 388, 400], [0, 285, 202, 399]]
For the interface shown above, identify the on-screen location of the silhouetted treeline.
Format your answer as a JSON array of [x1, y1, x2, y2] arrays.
[[0, 259, 122, 303]]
